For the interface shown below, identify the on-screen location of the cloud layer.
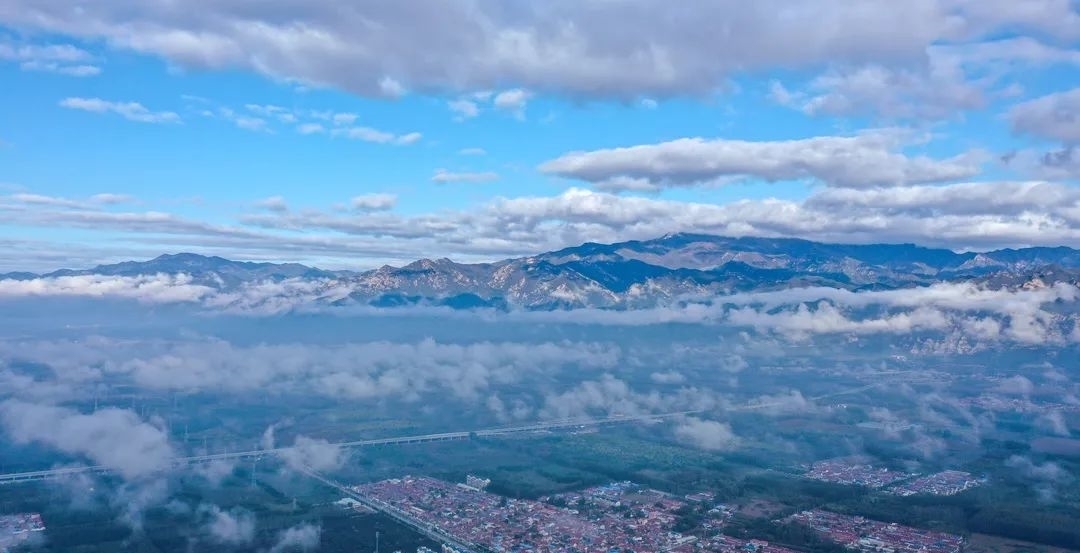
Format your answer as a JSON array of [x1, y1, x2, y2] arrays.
[[5, 176, 1080, 273], [540, 131, 983, 191], [3, 1, 1077, 99]]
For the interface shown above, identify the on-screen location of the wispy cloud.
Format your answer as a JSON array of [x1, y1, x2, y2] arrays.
[[217, 107, 269, 132], [331, 126, 421, 145], [432, 169, 499, 184], [59, 97, 180, 124], [0, 40, 101, 77], [351, 193, 397, 211], [448, 99, 480, 120], [6, 177, 1080, 274], [493, 88, 532, 119], [295, 123, 324, 135], [539, 130, 984, 191], [20, 60, 100, 76], [244, 103, 297, 123]]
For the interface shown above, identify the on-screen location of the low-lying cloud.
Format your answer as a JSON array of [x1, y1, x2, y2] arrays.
[[2, 274, 1077, 350], [269, 523, 321, 553], [674, 417, 740, 451], [200, 504, 256, 546], [0, 400, 175, 480], [278, 436, 344, 472], [0, 273, 214, 303]]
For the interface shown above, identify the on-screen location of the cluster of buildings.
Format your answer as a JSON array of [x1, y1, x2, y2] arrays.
[[887, 470, 982, 497], [804, 459, 982, 497], [0, 513, 44, 552], [697, 535, 801, 553], [355, 477, 722, 552], [804, 459, 914, 488], [354, 474, 975, 553], [785, 510, 964, 553], [417, 546, 460, 553]]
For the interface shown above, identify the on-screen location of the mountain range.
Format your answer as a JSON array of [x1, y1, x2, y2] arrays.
[[5, 234, 1080, 309]]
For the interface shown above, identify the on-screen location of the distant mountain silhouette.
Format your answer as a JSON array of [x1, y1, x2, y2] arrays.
[[4, 234, 1079, 309]]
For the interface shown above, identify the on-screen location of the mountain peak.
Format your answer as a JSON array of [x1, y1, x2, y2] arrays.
[[10, 234, 1080, 310], [149, 252, 230, 265]]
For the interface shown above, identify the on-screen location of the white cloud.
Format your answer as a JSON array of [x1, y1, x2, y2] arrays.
[[450, 89, 533, 120], [396, 131, 422, 145], [934, 37, 1080, 68], [1001, 146, 1080, 180], [330, 126, 421, 145], [261, 424, 278, 450], [485, 281, 1080, 345], [0, 39, 100, 76], [296, 122, 325, 135], [5, 178, 1080, 273], [674, 417, 739, 451], [217, 107, 269, 132], [1005, 455, 1071, 483], [4, 2, 1075, 99], [745, 390, 815, 415], [270, 523, 320, 553], [0, 401, 175, 480], [2, 191, 134, 210], [257, 196, 289, 213], [59, 97, 181, 124], [493, 88, 532, 118], [540, 131, 984, 190], [200, 505, 256, 546], [20, 60, 101, 76], [770, 38, 1080, 121], [448, 99, 480, 119], [794, 63, 984, 119], [378, 76, 406, 97], [432, 169, 499, 184], [729, 303, 951, 336], [12, 338, 620, 406], [0, 273, 214, 303], [8, 192, 90, 209], [233, 118, 272, 133], [279, 435, 343, 472], [540, 374, 717, 419], [805, 180, 1080, 214], [331, 112, 357, 126], [351, 193, 397, 211], [89, 193, 136, 205], [996, 375, 1035, 396], [1036, 411, 1070, 436], [1008, 88, 1080, 143], [191, 459, 237, 487], [0, 41, 91, 63], [650, 370, 685, 384], [244, 103, 297, 123], [458, 147, 487, 156]]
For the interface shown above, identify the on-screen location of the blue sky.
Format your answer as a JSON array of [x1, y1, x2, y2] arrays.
[[1, 1, 1079, 271]]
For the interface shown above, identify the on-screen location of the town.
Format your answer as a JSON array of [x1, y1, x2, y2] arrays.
[[0, 513, 44, 553], [887, 470, 984, 497], [803, 458, 913, 488], [349, 474, 978, 553], [355, 476, 702, 552], [804, 459, 982, 496], [785, 510, 965, 553]]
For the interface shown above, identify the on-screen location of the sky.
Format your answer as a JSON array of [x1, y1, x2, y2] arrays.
[[1, 0, 1079, 272]]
